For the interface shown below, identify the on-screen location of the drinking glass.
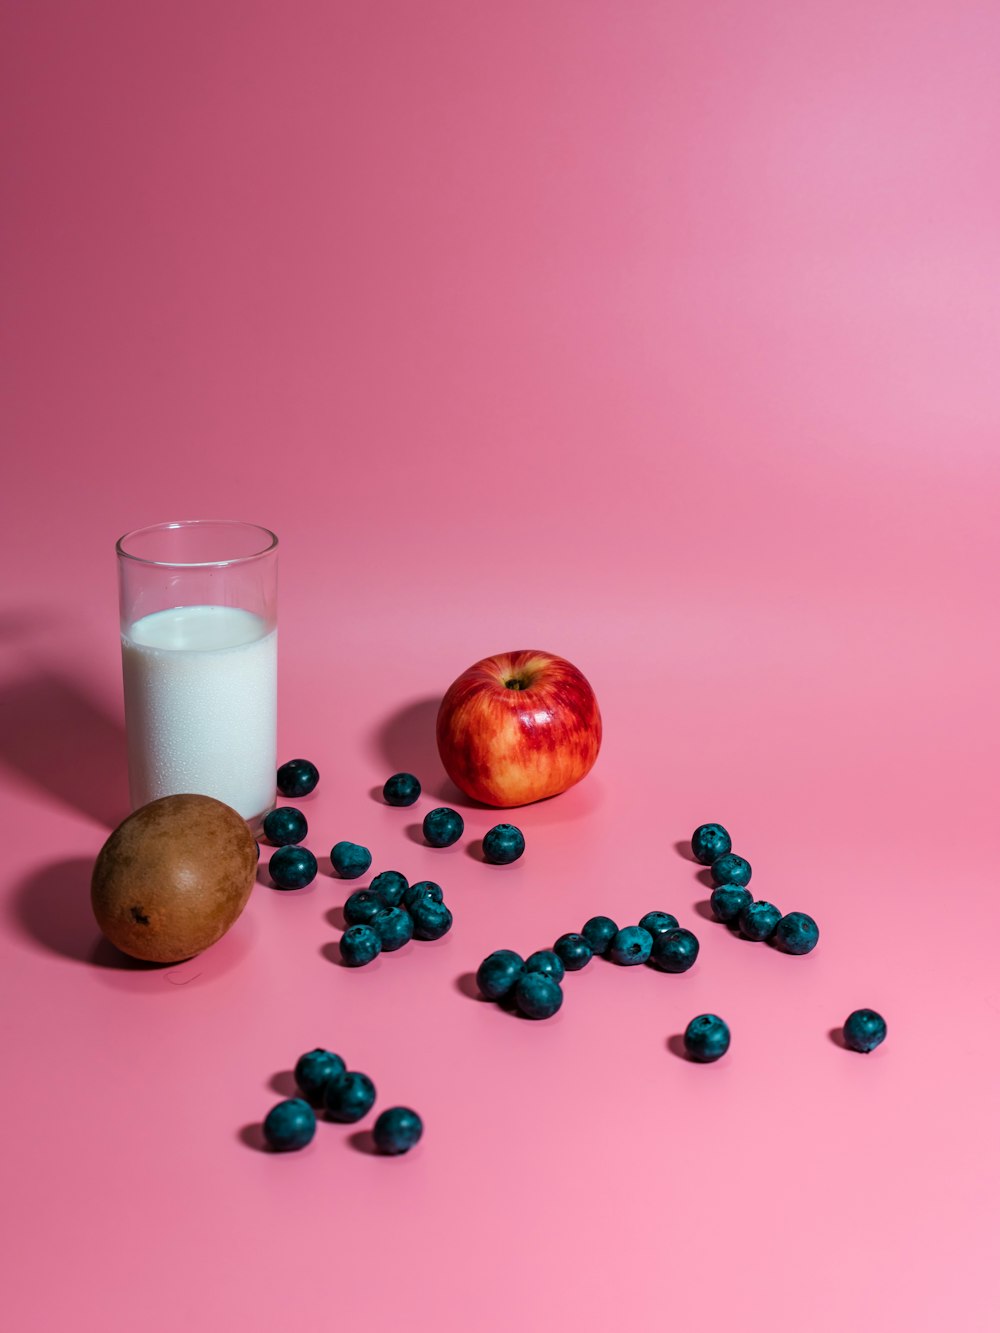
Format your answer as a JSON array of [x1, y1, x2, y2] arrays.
[[116, 520, 278, 829]]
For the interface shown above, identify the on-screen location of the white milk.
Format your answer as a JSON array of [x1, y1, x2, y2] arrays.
[[122, 604, 277, 823]]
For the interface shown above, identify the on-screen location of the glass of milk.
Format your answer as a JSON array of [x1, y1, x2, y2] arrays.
[[116, 520, 278, 829]]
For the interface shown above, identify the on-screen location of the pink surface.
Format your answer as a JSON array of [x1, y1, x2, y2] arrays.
[[2, 2, 999, 1329]]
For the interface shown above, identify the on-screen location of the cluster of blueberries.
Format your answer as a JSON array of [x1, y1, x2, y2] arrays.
[[263, 764, 528, 889], [385, 770, 527, 864], [340, 871, 453, 966], [690, 822, 887, 1056], [262, 1046, 423, 1154], [693, 822, 820, 954], [476, 911, 702, 1020]]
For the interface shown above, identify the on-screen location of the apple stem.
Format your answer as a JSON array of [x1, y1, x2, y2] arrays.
[[505, 679, 527, 690]]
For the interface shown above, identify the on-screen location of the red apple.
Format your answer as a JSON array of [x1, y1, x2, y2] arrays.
[[436, 650, 602, 807]]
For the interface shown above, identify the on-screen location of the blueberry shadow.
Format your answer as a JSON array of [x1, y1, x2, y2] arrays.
[[348, 1130, 379, 1155], [369, 785, 386, 803], [405, 824, 426, 844], [693, 900, 716, 922], [674, 839, 698, 862], [667, 1034, 690, 1060], [695, 868, 715, 889], [269, 1071, 299, 1097], [326, 906, 348, 931], [11, 856, 168, 969], [238, 1123, 268, 1151], [455, 972, 484, 1000], [466, 839, 486, 862], [828, 1027, 848, 1049], [0, 672, 128, 827]]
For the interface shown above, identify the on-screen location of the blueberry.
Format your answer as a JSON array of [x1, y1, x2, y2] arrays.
[[773, 911, 819, 955], [383, 772, 421, 807], [343, 889, 383, 927], [476, 949, 525, 999], [482, 824, 525, 865], [331, 840, 372, 880], [710, 853, 751, 887], [339, 924, 382, 967], [683, 1013, 730, 1062], [608, 925, 654, 966], [262, 1098, 316, 1150], [638, 911, 679, 942], [262, 805, 308, 847], [843, 1008, 887, 1053], [372, 906, 414, 952], [276, 758, 319, 798], [423, 807, 464, 848], [553, 933, 593, 971], [651, 927, 700, 973], [710, 884, 752, 924], [268, 845, 318, 890], [370, 870, 408, 907], [324, 1070, 376, 1122], [373, 1106, 424, 1155], [581, 916, 619, 955], [514, 972, 564, 1020], [403, 880, 444, 909], [525, 949, 565, 983], [410, 897, 453, 941], [294, 1049, 346, 1103], [739, 900, 781, 942], [691, 823, 732, 865]]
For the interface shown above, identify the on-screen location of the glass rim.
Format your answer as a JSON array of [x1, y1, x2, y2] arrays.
[[115, 519, 278, 569]]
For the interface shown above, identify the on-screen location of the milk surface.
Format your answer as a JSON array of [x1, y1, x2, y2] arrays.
[[122, 604, 277, 822]]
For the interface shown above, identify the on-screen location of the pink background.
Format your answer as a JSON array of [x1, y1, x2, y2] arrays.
[[2, 2, 998, 1329]]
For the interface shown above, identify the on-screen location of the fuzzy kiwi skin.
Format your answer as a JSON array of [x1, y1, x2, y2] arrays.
[[91, 793, 258, 962]]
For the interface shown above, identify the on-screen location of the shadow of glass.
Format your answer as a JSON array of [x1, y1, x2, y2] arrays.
[[0, 672, 128, 827]]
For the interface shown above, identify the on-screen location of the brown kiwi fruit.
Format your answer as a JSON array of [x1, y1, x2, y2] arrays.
[[91, 793, 258, 962]]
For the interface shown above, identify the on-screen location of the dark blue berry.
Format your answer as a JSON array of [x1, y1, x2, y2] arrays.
[[739, 900, 781, 942], [410, 897, 453, 940], [276, 758, 319, 798], [269, 845, 318, 890], [553, 933, 593, 971], [339, 924, 382, 967], [262, 805, 308, 847], [372, 906, 414, 952], [403, 880, 443, 910], [370, 870, 408, 907], [773, 911, 819, 955], [608, 926, 653, 966], [343, 889, 382, 927], [373, 1106, 424, 1154], [843, 1008, 887, 1053], [651, 927, 700, 973], [638, 911, 679, 942], [691, 823, 732, 865], [263, 1098, 316, 1150], [324, 1070, 376, 1122], [683, 1013, 730, 1062], [710, 852, 751, 887], [331, 840, 372, 880], [476, 949, 525, 999], [525, 949, 565, 983], [514, 972, 563, 1020], [383, 772, 421, 806], [581, 916, 618, 955], [710, 884, 752, 924], [482, 824, 525, 864], [423, 807, 464, 848], [294, 1049, 346, 1103]]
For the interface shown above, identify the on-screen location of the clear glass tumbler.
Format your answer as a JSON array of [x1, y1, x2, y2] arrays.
[[116, 520, 278, 829]]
